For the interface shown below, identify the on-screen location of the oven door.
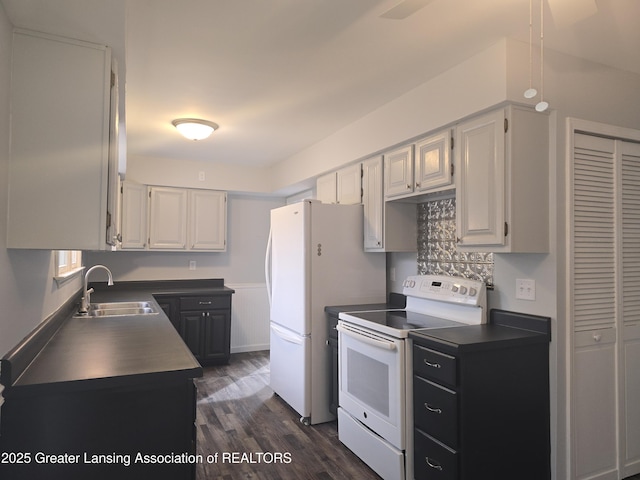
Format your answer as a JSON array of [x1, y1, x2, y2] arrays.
[[337, 320, 406, 449]]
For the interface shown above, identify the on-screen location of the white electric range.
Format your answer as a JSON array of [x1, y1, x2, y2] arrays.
[[337, 274, 486, 480]]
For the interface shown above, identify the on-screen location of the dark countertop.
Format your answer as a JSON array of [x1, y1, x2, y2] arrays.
[[410, 308, 551, 355], [325, 292, 406, 316], [2, 279, 235, 398]]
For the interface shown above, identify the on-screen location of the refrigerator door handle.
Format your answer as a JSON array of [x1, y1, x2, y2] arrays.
[[265, 226, 272, 308], [271, 323, 303, 345]]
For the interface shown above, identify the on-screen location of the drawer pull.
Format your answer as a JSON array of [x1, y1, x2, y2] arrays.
[[424, 403, 442, 414], [424, 359, 441, 368], [425, 457, 443, 471], [199, 301, 213, 305]]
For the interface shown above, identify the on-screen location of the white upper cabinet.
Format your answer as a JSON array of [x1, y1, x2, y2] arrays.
[[149, 187, 188, 250], [384, 145, 414, 197], [121, 185, 227, 252], [7, 29, 116, 250], [415, 130, 453, 193], [189, 190, 227, 251], [362, 157, 384, 250], [455, 105, 548, 253], [363, 156, 417, 252], [120, 182, 148, 250], [316, 172, 337, 203], [316, 164, 362, 204], [384, 130, 453, 200]]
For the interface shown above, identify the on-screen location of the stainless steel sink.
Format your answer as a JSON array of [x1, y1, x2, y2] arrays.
[[75, 301, 159, 317]]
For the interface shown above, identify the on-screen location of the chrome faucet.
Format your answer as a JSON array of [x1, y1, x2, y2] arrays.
[[78, 265, 114, 314]]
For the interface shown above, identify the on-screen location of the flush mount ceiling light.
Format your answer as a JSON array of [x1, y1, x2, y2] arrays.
[[171, 118, 219, 141]]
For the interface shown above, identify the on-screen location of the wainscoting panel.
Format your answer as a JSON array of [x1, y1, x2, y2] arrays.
[[226, 283, 270, 353]]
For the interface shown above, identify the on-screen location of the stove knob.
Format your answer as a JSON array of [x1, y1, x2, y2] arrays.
[[459, 286, 468, 295], [451, 285, 459, 293], [410, 280, 416, 287], [469, 287, 477, 297]]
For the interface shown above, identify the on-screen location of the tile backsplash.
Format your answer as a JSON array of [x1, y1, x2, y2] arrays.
[[417, 197, 494, 286]]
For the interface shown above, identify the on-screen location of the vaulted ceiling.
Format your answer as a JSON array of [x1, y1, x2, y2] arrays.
[[2, 0, 639, 168]]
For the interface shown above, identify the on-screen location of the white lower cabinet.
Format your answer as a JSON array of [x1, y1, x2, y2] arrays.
[[120, 185, 227, 252]]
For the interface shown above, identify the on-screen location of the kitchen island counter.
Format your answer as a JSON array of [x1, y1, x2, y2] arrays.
[[0, 279, 232, 480]]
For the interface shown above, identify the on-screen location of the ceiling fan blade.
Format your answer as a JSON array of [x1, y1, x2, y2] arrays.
[[380, 0, 435, 20], [547, 0, 598, 29]]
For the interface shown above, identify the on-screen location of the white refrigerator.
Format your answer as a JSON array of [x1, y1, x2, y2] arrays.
[[265, 200, 386, 425]]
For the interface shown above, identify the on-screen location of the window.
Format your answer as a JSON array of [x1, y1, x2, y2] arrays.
[[54, 250, 83, 284]]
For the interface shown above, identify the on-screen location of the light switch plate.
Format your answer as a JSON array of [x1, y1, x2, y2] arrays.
[[516, 278, 536, 301]]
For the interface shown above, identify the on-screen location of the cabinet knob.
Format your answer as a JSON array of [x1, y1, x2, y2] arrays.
[[415, 182, 420, 188], [593, 333, 602, 342], [406, 184, 411, 189]]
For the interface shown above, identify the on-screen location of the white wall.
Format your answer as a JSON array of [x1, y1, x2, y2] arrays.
[[0, 5, 83, 357]]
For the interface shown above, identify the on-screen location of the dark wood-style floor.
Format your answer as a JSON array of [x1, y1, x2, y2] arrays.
[[194, 350, 380, 480], [195, 351, 640, 480]]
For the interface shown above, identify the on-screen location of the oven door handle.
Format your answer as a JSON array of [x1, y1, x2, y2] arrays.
[[336, 324, 397, 351]]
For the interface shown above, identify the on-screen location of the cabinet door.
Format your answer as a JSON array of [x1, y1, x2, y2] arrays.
[[336, 164, 362, 205], [154, 295, 181, 332], [415, 130, 452, 193], [363, 156, 384, 250], [180, 312, 205, 360], [202, 312, 231, 363], [7, 30, 112, 250], [189, 190, 226, 251], [120, 182, 148, 249], [455, 109, 505, 247], [316, 173, 337, 203], [149, 187, 188, 249], [384, 145, 414, 197]]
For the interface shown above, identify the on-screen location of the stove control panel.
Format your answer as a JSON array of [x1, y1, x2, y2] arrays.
[[402, 274, 486, 306]]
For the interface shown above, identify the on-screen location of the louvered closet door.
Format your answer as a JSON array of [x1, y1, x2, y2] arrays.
[[571, 133, 618, 480], [622, 141, 640, 476]]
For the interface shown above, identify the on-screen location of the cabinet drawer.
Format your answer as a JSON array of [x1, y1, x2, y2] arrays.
[[414, 428, 458, 480], [180, 295, 230, 311], [413, 344, 457, 386], [414, 376, 458, 449]]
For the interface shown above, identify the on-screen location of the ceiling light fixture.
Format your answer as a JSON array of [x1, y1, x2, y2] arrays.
[[172, 118, 219, 141]]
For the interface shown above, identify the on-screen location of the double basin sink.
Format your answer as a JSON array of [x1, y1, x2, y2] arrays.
[[75, 301, 159, 318]]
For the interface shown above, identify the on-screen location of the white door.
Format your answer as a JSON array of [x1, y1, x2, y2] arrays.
[[270, 323, 311, 419], [270, 202, 310, 335]]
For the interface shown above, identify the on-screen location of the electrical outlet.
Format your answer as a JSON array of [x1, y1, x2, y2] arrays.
[[198, 171, 205, 181], [516, 279, 536, 301], [390, 267, 396, 282], [189, 260, 196, 271]]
